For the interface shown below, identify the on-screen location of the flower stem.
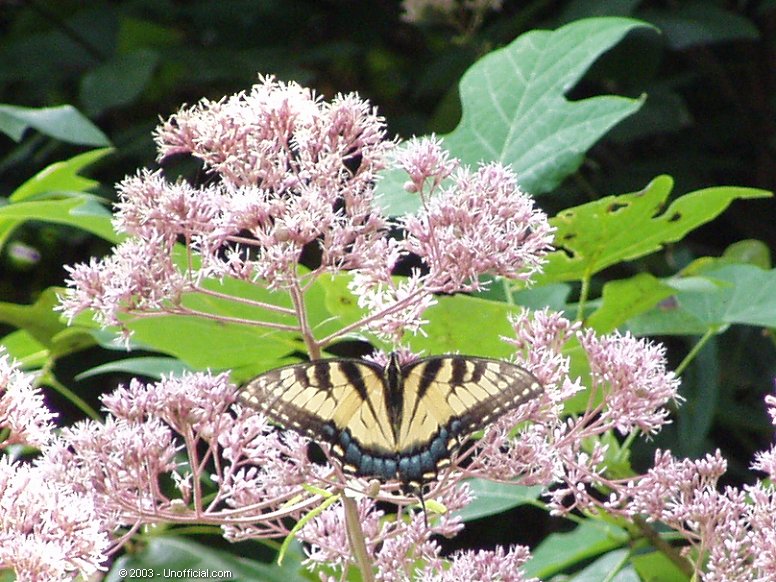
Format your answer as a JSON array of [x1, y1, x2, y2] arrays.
[[502, 277, 514, 305], [289, 278, 320, 359], [196, 286, 297, 315], [576, 272, 591, 322], [317, 285, 426, 348], [675, 328, 717, 377], [633, 516, 693, 577], [160, 305, 300, 333], [44, 373, 101, 421], [342, 495, 375, 582]]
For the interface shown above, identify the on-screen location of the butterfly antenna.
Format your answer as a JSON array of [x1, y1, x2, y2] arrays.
[[418, 486, 428, 528]]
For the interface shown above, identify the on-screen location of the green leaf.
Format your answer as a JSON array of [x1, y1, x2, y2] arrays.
[[569, 549, 634, 582], [721, 239, 771, 269], [0, 288, 97, 361], [511, 282, 573, 312], [120, 314, 300, 379], [571, 550, 639, 582], [539, 176, 771, 284], [643, 2, 759, 50], [50, 327, 99, 359], [0, 196, 120, 243], [0, 149, 118, 252], [445, 17, 648, 194], [599, 431, 633, 479], [0, 288, 67, 349], [525, 521, 628, 579], [319, 273, 365, 334], [117, 16, 183, 52], [67, 276, 307, 379], [0, 104, 110, 145], [626, 264, 776, 336], [378, 17, 650, 214], [410, 294, 517, 357], [319, 274, 519, 356], [76, 357, 193, 381], [676, 337, 719, 457], [0, 329, 48, 367], [631, 550, 690, 582], [80, 49, 159, 115], [10, 148, 113, 202], [106, 536, 308, 582], [454, 479, 543, 522], [587, 273, 675, 333]]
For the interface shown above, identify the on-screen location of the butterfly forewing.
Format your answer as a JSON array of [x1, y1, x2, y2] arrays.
[[239, 359, 398, 455], [399, 356, 542, 477], [399, 356, 542, 443]]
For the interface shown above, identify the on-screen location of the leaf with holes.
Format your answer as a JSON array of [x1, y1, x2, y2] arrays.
[[537, 175, 771, 284]]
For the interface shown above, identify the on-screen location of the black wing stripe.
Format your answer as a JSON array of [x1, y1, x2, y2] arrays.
[[416, 358, 443, 400], [313, 363, 332, 391], [337, 361, 395, 447], [294, 365, 310, 388], [339, 361, 370, 401], [450, 357, 468, 386]]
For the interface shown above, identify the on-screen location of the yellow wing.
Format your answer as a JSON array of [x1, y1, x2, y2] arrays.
[[238, 359, 399, 467], [395, 356, 542, 481]]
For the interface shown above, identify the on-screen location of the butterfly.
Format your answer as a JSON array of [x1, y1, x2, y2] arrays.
[[238, 353, 542, 487]]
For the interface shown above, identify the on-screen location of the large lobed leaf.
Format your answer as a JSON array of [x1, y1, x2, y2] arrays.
[[379, 17, 650, 215], [626, 263, 776, 336], [538, 175, 771, 284], [444, 17, 648, 195]]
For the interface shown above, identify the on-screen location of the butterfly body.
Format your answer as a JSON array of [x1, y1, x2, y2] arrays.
[[239, 353, 541, 486]]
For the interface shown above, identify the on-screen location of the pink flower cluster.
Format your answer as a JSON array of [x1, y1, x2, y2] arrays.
[[59, 77, 554, 347], [0, 350, 109, 581], [400, 0, 504, 26], [0, 348, 56, 447], [0, 457, 110, 581], [402, 159, 553, 293]]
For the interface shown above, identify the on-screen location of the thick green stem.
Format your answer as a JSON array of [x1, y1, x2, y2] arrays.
[[633, 516, 694, 578], [343, 496, 375, 582], [576, 272, 591, 322], [675, 328, 717, 377]]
